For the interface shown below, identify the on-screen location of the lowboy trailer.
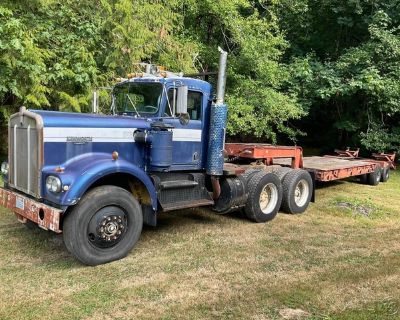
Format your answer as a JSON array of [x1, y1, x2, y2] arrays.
[[226, 144, 393, 185], [0, 48, 395, 265]]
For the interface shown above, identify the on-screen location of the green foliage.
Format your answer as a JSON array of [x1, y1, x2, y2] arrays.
[[279, 1, 400, 152], [1, 0, 400, 152], [180, 0, 304, 142]]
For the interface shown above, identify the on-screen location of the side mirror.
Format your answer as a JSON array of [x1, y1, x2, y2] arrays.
[[176, 86, 188, 115]]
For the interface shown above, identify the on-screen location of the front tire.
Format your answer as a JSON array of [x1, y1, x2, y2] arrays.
[[244, 171, 282, 223], [63, 186, 143, 266]]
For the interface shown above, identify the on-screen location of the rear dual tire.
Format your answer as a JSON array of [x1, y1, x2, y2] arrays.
[[360, 165, 385, 186], [244, 171, 282, 223], [281, 169, 313, 214], [381, 167, 390, 182], [367, 165, 381, 186]]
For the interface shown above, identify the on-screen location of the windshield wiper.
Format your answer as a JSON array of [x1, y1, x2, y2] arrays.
[[126, 94, 140, 117]]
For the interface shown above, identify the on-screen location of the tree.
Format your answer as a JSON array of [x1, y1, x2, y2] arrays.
[[279, 0, 400, 152]]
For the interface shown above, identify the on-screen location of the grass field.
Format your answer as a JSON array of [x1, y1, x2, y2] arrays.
[[1, 172, 400, 320]]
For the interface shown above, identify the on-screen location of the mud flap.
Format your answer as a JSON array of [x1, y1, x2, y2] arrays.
[[309, 170, 316, 203], [142, 205, 157, 227]]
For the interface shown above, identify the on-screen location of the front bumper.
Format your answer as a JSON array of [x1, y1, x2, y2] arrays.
[[0, 187, 62, 233]]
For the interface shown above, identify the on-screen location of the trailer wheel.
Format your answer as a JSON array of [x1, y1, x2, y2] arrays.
[[281, 169, 313, 214], [273, 167, 292, 180], [359, 174, 367, 184], [63, 186, 143, 266], [367, 165, 381, 186], [381, 167, 390, 182], [244, 171, 282, 223]]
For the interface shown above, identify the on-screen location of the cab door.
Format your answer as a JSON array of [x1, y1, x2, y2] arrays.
[[164, 89, 204, 170]]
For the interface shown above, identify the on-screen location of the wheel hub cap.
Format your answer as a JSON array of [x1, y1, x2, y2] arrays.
[[87, 207, 127, 248], [294, 179, 309, 207], [259, 183, 278, 214]]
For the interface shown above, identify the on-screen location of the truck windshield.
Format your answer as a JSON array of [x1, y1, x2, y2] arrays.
[[113, 82, 163, 116]]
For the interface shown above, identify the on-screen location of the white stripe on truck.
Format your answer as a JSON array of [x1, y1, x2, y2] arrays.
[[43, 127, 202, 143]]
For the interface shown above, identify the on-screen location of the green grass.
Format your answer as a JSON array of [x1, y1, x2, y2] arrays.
[[1, 172, 400, 319]]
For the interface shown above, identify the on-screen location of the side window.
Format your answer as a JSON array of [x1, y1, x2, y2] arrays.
[[166, 89, 203, 121], [187, 91, 202, 121]]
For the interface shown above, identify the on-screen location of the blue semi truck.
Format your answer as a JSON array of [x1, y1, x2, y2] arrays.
[[0, 49, 314, 265]]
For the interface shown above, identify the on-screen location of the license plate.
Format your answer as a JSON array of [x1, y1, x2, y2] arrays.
[[16, 196, 25, 210]]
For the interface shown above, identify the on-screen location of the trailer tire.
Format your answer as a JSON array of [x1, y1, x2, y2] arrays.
[[63, 186, 143, 266], [281, 169, 313, 214], [367, 165, 381, 186], [381, 167, 390, 182], [244, 171, 282, 223], [359, 174, 367, 184], [273, 167, 292, 180]]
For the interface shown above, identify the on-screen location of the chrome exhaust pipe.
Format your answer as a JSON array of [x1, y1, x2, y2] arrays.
[[216, 47, 227, 105]]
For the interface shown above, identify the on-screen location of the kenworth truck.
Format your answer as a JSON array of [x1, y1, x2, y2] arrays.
[[0, 48, 389, 265]]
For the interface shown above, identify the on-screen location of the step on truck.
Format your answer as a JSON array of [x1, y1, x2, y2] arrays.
[[0, 48, 392, 265]]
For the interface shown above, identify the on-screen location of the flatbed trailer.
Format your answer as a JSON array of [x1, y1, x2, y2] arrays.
[[225, 143, 393, 183]]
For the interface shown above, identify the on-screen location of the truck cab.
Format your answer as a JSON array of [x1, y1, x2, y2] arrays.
[[112, 76, 212, 170]]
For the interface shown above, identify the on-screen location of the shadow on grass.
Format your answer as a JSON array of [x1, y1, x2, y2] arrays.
[[143, 206, 247, 233], [4, 206, 246, 268]]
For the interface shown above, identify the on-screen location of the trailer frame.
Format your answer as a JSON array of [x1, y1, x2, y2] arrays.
[[225, 144, 394, 183]]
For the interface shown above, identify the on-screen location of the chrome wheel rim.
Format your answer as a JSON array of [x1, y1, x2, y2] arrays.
[[294, 179, 309, 207], [259, 183, 279, 214]]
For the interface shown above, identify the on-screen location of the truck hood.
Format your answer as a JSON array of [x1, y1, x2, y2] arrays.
[[32, 110, 152, 129]]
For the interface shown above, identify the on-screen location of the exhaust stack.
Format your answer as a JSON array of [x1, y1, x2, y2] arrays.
[[216, 47, 228, 105], [206, 47, 228, 183]]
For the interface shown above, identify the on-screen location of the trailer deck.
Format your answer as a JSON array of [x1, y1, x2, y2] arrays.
[[225, 143, 392, 182], [273, 156, 377, 181]]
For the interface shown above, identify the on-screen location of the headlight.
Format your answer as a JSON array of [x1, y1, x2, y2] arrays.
[[1, 162, 8, 176], [46, 176, 62, 193]]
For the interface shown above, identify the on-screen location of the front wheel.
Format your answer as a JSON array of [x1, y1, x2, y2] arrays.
[[63, 186, 143, 266]]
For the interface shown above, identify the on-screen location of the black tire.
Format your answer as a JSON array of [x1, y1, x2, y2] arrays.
[[359, 174, 367, 184], [367, 165, 381, 186], [240, 168, 261, 184], [244, 171, 282, 223], [273, 167, 292, 180], [281, 169, 313, 214], [381, 167, 390, 182], [63, 186, 143, 266]]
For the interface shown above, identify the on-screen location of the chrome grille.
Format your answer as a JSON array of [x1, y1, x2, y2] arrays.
[[8, 108, 43, 198]]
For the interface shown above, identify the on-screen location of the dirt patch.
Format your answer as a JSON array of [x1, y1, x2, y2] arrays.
[[336, 201, 375, 217], [279, 308, 310, 319]]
